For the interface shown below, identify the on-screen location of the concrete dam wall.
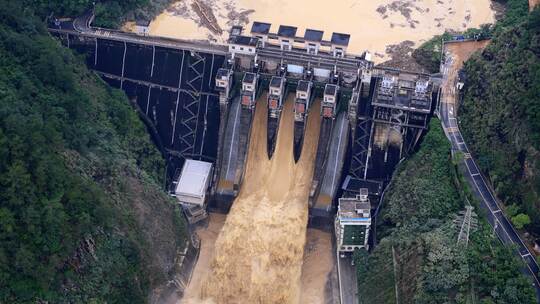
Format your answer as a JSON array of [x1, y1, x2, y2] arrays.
[[55, 33, 226, 180], [50, 26, 437, 225]]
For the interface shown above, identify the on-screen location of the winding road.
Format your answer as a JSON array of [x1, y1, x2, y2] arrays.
[[439, 40, 540, 301]]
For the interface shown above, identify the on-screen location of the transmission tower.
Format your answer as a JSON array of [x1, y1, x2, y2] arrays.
[[454, 205, 478, 247]]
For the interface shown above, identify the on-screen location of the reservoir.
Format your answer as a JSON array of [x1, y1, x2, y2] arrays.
[[134, 0, 495, 62]]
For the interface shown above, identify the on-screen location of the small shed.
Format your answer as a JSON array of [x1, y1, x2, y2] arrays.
[[322, 84, 339, 118], [174, 159, 213, 207], [135, 20, 151, 36], [241, 72, 258, 108]]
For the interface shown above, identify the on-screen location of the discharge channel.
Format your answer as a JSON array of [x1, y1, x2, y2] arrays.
[[188, 93, 321, 303]]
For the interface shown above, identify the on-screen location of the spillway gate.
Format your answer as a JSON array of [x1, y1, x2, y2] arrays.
[[49, 17, 438, 224]]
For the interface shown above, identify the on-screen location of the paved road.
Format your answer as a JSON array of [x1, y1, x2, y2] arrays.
[[439, 42, 540, 300], [49, 11, 227, 55], [337, 254, 358, 304]]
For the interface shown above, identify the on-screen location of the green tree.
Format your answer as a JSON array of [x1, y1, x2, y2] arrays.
[[505, 204, 520, 218], [512, 214, 531, 229]]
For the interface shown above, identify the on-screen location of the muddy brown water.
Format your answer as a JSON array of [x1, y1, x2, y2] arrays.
[[136, 0, 495, 63], [183, 94, 321, 303], [182, 221, 334, 304]]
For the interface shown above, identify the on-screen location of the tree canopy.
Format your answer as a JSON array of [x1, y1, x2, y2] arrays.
[[356, 120, 535, 304], [460, 4, 540, 234], [29, 0, 173, 28], [0, 1, 186, 302]]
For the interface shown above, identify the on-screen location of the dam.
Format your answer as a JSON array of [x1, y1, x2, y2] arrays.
[[49, 14, 437, 303]]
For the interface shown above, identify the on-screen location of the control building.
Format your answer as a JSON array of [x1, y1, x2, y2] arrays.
[[228, 35, 258, 57], [335, 189, 372, 253], [372, 72, 432, 128]]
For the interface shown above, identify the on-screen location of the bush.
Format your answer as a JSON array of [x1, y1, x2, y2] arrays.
[[412, 32, 452, 73], [512, 213, 531, 229]]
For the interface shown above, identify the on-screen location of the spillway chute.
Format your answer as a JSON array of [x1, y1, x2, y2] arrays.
[[215, 72, 261, 209], [267, 76, 286, 158], [309, 84, 343, 222], [293, 80, 313, 162]]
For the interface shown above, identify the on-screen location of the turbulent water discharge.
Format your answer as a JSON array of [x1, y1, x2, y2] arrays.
[[188, 94, 321, 303]]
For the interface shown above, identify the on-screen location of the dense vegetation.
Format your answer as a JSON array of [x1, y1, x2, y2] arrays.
[[0, 1, 187, 302], [411, 32, 452, 73], [412, 25, 493, 74], [460, 3, 540, 234], [356, 120, 535, 303], [31, 0, 173, 28]]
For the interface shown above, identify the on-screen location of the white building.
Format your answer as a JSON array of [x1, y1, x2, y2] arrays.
[[215, 68, 233, 104], [335, 189, 372, 253], [268, 76, 286, 118], [294, 80, 313, 122], [173, 159, 213, 224], [241, 72, 258, 109], [135, 20, 150, 36], [228, 35, 259, 57]]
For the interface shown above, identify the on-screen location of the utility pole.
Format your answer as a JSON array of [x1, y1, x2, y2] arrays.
[[391, 245, 400, 304], [493, 219, 498, 238], [454, 206, 478, 247]]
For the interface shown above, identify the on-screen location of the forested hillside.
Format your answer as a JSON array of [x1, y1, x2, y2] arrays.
[[0, 1, 187, 302], [459, 2, 540, 234], [356, 121, 535, 303], [32, 0, 173, 28]]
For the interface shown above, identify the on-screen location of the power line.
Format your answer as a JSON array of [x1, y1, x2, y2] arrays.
[[454, 205, 478, 247], [356, 244, 421, 304]]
